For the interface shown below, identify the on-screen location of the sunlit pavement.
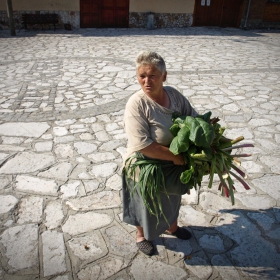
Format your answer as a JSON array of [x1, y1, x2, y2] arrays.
[[0, 27, 279, 279]]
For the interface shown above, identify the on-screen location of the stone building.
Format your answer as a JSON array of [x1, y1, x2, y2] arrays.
[[0, 0, 279, 30]]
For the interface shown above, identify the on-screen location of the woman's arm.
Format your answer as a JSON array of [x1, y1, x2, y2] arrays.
[[140, 142, 185, 165]]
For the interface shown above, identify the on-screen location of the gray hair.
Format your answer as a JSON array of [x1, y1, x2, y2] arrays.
[[135, 51, 166, 74]]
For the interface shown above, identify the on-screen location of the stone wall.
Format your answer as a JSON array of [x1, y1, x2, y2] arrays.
[[0, 10, 80, 30], [129, 12, 193, 28]]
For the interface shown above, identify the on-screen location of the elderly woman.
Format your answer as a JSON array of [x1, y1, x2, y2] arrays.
[[122, 51, 198, 255]]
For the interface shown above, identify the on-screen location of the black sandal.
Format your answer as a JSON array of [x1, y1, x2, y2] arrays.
[[166, 227, 192, 240], [136, 240, 154, 256], [172, 227, 192, 240]]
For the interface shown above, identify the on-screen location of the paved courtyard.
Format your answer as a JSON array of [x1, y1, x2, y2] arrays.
[[0, 27, 280, 280]]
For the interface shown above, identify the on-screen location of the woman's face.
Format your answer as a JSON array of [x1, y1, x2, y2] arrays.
[[137, 64, 167, 96]]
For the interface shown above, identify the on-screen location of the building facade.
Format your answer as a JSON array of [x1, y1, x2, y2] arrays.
[[0, 0, 279, 30]]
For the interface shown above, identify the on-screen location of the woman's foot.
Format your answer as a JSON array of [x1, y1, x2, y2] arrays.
[[165, 226, 192, 240], [171, 227, 192, 240], [136, 226, 154, 255], [165, 220, 192, 240], [136, 240, 154, 256]]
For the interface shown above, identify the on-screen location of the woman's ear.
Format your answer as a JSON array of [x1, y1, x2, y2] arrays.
[[163, 71, 167, 82]]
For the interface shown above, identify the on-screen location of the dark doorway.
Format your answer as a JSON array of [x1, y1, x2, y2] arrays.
[[80, 0, 129, 28], [193, 0, 243, 27]]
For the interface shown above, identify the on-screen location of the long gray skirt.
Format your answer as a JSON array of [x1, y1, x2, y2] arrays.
[[122, 172, 181, 241]]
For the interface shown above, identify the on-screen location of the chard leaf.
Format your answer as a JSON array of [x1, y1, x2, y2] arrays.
[[180, 165, 194, 184], [177, 126, 190, 153], [185, 116, 215, 148], [196, 111, 212, 123], [170, 123, 180, 137], [169, 136, 180, 155]]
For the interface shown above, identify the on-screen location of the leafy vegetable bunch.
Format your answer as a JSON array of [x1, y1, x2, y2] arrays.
[[124, 111, 253, 225], [169, 111, 254, 204]]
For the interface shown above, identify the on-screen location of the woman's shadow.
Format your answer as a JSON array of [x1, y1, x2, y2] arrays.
[[154, 207, 280, 279]]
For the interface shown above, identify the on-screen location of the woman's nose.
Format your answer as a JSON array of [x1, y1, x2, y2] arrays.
[[144, 77, 150, 83]]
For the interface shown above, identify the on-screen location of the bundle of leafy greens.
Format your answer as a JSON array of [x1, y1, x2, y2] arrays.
[[124, 111, 253, 224], [169, 111, 253, 204]]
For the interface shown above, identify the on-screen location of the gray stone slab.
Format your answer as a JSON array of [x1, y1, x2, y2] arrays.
[[199, 192, 236, 214], [130, 255, 188, 280], [215, 211, 280, 279], [1, 136, 25, 144], [0, 177, 11, 190], [185, 257, 212, 279], [44, 200, 64, 230], [106, 174, 122, 190], [74, 142, 98, 155], [0, 152, 10, 163], [53, 126, 68, 136], [17, 196, 43, 224], [90, 163, 118, 178], [0, 122, 50, 137], [34, 141, 53, 152], [247, 212, 275, 231], [38, 162, 72, 181], [42, 230, 67, 277], [198, 234, 225, 253], [99, 140, 123, 151], [62, 212, 112, 236], [53, 275, 71, 280], [181, 189, 198, 205], [83, 179, 100, 193], [180, 205, 210, 226], [0, 145, 25, 152], [88, 152, 116, 162], [105, 225, 138, 258], [162, 234, 192, 261], [252, 175, 280, 201], [77, 256, 127, 280], [211, 254, 240, 279], [67, 231, 108, 272], [235, 193, 276, 209], [60, 180, 81, 199], [15, 175, 58, 196], [0, 152, 55, 174], [54, 144, 74, 158], [0, 195, 18, 215], [0, 224, 39, 273], [66, 191, 121, 210]]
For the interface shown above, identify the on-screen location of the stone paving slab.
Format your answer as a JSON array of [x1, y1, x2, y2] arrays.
[[0, 27, 279, 280]]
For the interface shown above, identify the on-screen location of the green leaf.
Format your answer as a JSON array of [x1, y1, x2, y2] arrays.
[[169, 123, 180, 137], [184, 116, 215, 148], [196, 111, 212, 123], [180, 165, 194, 184], [177, 126, 190, 153], [169, 135, 180, 155]]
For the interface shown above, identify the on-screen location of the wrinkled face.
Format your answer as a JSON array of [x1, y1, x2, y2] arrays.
[[137, 64, 167, 96]]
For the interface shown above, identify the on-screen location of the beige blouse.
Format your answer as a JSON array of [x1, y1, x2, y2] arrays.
[[123, 86, 198, 163]]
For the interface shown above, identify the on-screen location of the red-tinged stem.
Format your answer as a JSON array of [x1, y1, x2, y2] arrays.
[[232, 154, 252, 157], [217, 169, 230, 197], [229, 171, 250, 190], [222, 143, 254, 151], [229, 163, 247, 179], [219, 136, 244, 149]]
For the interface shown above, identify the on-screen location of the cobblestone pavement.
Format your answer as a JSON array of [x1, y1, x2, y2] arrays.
[[0, 27, 280, 280]]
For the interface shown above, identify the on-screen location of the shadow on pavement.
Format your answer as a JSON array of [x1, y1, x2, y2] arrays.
[[156, 207, 280, 279]]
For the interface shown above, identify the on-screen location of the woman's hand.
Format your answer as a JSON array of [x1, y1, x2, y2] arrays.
[[140, 142, 186, 165], [172, 154, 185, 165]]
